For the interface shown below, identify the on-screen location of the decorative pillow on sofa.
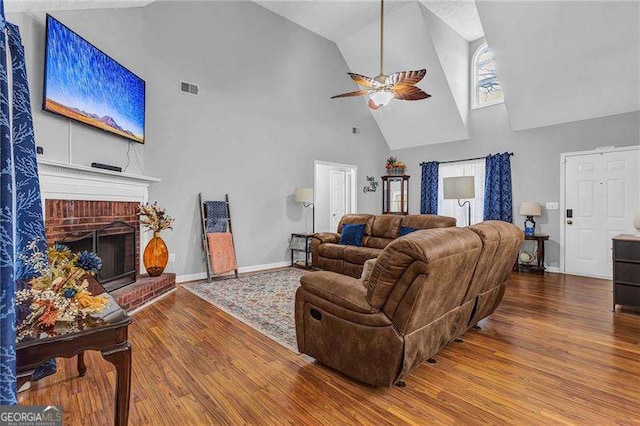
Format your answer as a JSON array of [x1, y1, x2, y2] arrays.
[[399, 226, 420, 236], [360, 258, 377, 289], [339, 223, 365, 246]]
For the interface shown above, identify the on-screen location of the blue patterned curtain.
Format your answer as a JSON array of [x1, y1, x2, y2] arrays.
[[0, 9, 50, 404], [483, 153, 513, 222], [420, 161, 439, 214]]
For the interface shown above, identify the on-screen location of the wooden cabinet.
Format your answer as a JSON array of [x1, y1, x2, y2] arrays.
[[382, 175, 409, 215], [612, 235, 640, 311]]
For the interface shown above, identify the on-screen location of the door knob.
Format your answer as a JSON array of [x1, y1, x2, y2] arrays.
[[567, 220, 573, 225]]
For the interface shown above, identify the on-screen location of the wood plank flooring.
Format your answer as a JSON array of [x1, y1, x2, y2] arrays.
[[18, 271, 640, 425]]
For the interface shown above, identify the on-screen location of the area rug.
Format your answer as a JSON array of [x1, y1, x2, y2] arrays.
[[182, 268, 308, 353]]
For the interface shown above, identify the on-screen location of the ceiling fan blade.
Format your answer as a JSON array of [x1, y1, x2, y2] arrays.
[[393, 84, 431, 101], [367, 98, 381, 110], [348, 73, 382, 88], [331, 89, 372, 99], [386, 69, 426, 86]]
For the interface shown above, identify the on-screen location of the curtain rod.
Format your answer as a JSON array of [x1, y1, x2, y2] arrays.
[[419, 152, 514, 166]]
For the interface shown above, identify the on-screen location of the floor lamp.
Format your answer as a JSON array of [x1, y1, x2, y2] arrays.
[[295, 187, 315, 234], [443, 176, 475, 226]]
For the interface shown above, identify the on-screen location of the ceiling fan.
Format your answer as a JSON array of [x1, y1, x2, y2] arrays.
[[331, 0, 431, 110]]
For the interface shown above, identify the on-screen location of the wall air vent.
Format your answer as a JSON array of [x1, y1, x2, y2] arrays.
[[180, 81, 199, 96]]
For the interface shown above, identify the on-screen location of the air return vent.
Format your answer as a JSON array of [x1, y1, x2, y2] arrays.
[[180, 81, 199, 95]]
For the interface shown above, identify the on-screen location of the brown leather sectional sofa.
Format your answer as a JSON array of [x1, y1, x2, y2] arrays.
[[295, 220, 523, 387], [311, 214, 457, 278]]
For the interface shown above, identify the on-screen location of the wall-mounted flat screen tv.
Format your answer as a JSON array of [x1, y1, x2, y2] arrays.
[[43, 14, 145, 144]]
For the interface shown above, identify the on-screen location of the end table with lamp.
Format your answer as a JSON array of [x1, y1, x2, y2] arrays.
[[517, 202, 548, 273], [293, 188, 315, 268]]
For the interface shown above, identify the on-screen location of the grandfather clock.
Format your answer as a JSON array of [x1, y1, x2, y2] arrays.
[[382, 175, 410, 215]]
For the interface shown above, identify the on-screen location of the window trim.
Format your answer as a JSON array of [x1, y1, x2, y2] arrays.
[[471, 42, 504, 110]]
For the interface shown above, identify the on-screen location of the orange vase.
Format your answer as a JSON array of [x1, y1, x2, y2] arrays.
[[143, 232, 168, 277]]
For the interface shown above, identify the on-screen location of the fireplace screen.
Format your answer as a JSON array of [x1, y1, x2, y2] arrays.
[[59, 221, 136, 292]]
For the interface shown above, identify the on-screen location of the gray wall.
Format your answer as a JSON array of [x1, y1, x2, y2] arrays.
[[14, 9, 146, 175], [392, 41, 640, 268], [14, 2, 390, 278]]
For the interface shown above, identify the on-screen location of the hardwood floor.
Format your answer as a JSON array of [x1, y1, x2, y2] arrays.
[[18, 271, 640, 425]]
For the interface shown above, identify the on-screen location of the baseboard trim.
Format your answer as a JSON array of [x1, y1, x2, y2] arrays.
[[545, 266, 561, 274], [176, 261, 291, 284]]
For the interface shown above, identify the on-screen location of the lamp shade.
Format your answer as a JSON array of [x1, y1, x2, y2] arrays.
[[519, 202, 542, 217], [295, 187, 314, 203], [443, 176, 475, 199]]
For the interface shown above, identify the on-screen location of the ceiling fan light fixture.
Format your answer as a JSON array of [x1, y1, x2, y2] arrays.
[[369, 90, 393, 109]]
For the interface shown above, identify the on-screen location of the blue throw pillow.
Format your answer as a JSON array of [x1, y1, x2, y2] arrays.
[[399, 226, 420, 236], [339, 223, 366, 246]]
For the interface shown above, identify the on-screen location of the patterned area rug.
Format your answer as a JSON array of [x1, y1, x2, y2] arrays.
[[182, 268, 309, 352]]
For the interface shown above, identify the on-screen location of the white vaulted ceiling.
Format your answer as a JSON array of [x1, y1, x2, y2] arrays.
[[477, 0, 640, 131]]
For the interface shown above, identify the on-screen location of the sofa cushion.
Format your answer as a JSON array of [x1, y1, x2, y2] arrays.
[[344, 246, 382, 265], [337, 214, 374, 235], [402, 214, 456, 229], [362, 236, 394, 250], [339, 224, 365, 246], [371, 215, 402, 239], [319, 243, 347, 260]]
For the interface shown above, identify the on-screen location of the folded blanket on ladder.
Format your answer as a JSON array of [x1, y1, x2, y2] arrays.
[[207, 232, 237, 274], [205, 201, 228, 233]]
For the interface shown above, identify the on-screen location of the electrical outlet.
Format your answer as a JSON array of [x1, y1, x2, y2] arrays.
[[169, 253, 176, 263], [546, 202, 559, 210]]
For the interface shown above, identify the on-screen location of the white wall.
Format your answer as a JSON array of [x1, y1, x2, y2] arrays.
[[392, 41, 640, 269], [141, 1, 389, 277]]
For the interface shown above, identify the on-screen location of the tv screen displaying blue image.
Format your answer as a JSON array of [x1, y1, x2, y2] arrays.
[[43, 14, 145, 144]]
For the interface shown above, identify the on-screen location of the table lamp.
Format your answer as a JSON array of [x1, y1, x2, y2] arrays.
[[443, 176, 475, 226], [295, 187, 314, 233], [519, 202, 542, 236]]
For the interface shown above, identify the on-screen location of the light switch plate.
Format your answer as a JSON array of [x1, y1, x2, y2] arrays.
[[169, 253, 176, 263], [546, 202, 559, 210]]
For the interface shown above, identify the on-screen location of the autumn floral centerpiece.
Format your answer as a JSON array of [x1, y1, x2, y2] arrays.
[[138, 202, 175, 277], [15, 241, 109, 342], [386, 156, 407, 175]]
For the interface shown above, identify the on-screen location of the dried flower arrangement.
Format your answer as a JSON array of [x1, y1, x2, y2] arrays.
[[138, 202, 175, 234], [15, 241, 109, 342], [385, 156, 407, 174]]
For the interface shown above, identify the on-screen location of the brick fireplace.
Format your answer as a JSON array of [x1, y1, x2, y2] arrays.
[[38, 159, 174, 312], [45, 200, 140, 291]]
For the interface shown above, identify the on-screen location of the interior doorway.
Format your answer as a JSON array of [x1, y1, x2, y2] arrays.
[[561, 146, 639, 278], [314, 161, 357, 233]]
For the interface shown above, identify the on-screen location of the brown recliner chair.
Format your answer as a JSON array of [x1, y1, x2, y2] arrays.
[[311, 213, 456, 278], [295, 222, 523, 387]]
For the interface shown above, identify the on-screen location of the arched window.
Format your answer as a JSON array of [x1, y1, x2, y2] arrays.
[[472, 42, 504, 109]]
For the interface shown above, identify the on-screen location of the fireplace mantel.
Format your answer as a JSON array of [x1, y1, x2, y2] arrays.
[[38, 158, 161, 273], [38, 158, 161, 203]]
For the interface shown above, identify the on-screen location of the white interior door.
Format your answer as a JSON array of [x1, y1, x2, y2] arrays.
[[329, 170, 346, 231], [564, 148, 639, 278]]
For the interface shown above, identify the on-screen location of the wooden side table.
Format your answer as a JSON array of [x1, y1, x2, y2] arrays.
[[16, 280, 132, 426], [518, 234, 549, 274], [290, 233, 313, 268]]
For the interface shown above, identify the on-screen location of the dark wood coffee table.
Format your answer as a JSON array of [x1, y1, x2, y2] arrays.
[[16, 280, 132, 426]]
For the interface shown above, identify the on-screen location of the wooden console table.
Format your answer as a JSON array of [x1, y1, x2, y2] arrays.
[[16, 280, 132, 426], [518, 234, 549, 274]]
